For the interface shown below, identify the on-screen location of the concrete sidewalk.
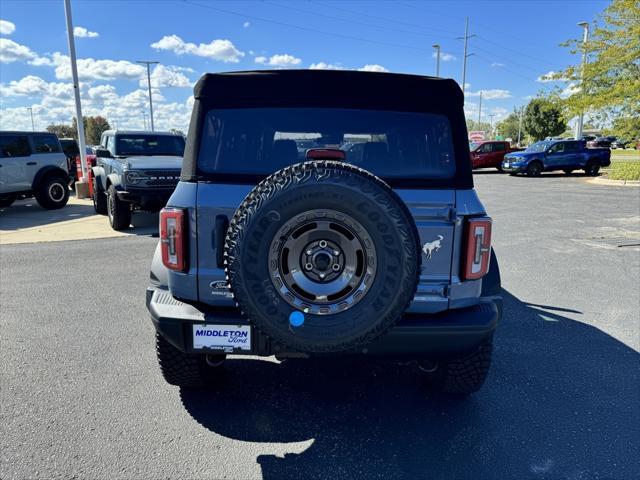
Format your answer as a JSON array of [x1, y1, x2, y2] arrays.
[[0, 197, 158, 245]]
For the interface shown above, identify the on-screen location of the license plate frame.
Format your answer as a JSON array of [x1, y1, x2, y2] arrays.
[[192, 324, 252, 351]]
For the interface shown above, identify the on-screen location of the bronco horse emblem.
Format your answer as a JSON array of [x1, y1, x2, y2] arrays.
[[422, 235, 444, 259]]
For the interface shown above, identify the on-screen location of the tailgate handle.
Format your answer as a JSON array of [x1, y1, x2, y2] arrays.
[[214, 215, 229, 268]]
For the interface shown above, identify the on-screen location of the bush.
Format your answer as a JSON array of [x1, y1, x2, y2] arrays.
[[608, 161, 640, 181]]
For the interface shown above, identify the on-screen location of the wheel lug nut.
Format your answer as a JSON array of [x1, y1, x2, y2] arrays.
[[332, 264, 341, 271], [305, 263, 313, 271], [306, 250, 313, 255], [319, 240, 327, 248], [319, 272, 326, 279], [333, 250, 340, 256]]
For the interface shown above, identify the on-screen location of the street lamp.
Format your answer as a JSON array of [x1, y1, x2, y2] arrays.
[[136, 60, 159, 131], [27, 107, 35, 131], [575, 21, 590, 140], [432, 44, 441, 77]]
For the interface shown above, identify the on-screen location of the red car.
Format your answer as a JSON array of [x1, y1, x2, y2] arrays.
[[470, 141, 523, 171]]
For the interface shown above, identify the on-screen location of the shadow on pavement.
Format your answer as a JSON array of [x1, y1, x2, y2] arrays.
[[0, 197, 96, 231], [179, 289, 640, 479]]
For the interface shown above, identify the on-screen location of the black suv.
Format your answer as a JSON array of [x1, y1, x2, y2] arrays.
[[146, 70, 502, 395]]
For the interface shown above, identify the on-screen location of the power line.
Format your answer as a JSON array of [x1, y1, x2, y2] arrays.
[[266, 1, 454, 40], [184, 0, 434, 53]]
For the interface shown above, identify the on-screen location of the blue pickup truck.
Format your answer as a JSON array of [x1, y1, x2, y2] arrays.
[[502, 139, 611, 177]]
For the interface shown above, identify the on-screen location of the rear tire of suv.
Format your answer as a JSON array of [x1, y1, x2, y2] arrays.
[[35, 175, 70, 210], [584, 161, 600, 176], [526, 161, 543, 177], [428, 336, 494, 395], [92, 179, 107, 215], [155, 332, 224, 388], [563, 169, 573, 175], [107, 184, 131, 230], [0, 194, 17, 208]]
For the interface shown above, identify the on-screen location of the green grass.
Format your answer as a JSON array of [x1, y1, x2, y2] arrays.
[[607, 161, 640, 181], [610, 149, 640, 158]]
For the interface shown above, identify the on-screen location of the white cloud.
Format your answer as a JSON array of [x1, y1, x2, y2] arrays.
[[309, 62, 344, 70], [51, 52, 145, 81], [0, 75, 73, 99], [561, 82, 580, 98], [73, 26, 99, 38], [465, 89, 512, 100], [0, 38, 50, 65], [0, 19, 16, 35], [255, 54, 302, 67], [243, 21, 250, 28], [358, 64, 388, 72], [142, 64, 192, 88], [491, 62, 504, 67], [433, 51, 456, 62], [537, 70, 569, 82], [151, 34, 244, 63]]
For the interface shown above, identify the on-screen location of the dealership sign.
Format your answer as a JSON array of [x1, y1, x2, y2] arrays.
[[469, 131, 485, 142]]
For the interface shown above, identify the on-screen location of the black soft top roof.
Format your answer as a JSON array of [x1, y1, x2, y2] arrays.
[[193, 70, 463, 112]]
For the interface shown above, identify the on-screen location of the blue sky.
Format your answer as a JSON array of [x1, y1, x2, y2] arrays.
[[0, 0, 610, 132]]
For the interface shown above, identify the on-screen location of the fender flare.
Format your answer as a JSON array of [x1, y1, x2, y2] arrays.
[[106, 173, 122, 190], [481, 248, 501, 297], [92, 166, 107, 192], [31, 165, 69, 191]]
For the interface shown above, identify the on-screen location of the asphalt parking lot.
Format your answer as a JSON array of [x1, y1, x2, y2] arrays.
[[1, 173, 639, 479]]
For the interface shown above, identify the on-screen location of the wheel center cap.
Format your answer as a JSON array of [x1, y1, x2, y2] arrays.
[[313, 252, 331, 270]]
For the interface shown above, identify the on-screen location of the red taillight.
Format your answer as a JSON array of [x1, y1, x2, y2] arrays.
[[306, 148, 346, 160], [160, 208, 187, 272], [464, 217, 492, 280]]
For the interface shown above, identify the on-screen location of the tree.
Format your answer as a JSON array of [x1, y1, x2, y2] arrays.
[[85, 116, 110, 145], [46, 123, 76, 139], [523, 97, 567, 141], [496, 109, 523, 143], [555, 0, 639, 125], [607, 117, 640, 142]]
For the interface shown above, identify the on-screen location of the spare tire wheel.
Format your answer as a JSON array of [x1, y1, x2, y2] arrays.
[[224, 161, 420, 353]]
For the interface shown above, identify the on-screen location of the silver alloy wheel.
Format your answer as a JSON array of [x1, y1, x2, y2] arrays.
[[48, 182, 65, 202], [268, 209, 377, 315]]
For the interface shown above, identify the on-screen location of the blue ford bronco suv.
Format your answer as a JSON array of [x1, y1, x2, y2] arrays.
[[146, 70, 502, 394]]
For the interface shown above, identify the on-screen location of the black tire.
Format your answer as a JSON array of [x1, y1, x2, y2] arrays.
[[155, 333, 224, 388], [429, 336, 494, 394], [584, 160, 600, 176], [496, 164, 504, 173], [92, 179, 107, 215], [225, 160, 420, 354], [563, 169, 573, 175], [35, 175, 69, 210], [526, 161, 543, 177], [0, 193, 17, 208], [107, 184, 131, 230]]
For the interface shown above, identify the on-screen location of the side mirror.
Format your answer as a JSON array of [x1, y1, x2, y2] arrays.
[[95, 148, 111, 158]]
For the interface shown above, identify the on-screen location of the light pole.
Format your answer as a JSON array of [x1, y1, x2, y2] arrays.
[[477, 90, 482, 124], [136, 60, 159, 131], [141, 110, 148, 131], [517, 107, 524, 146], [574, 22, 589, 140], [27, 107, 35, 131], [432, 44, 441, 77], [489, 114, 495, 139]]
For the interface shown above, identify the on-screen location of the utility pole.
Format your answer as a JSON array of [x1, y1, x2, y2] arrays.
[[575, 22, 589, 140], [27, 107, 35, 131], [517, 107, 524, 146], [141, 110, 148, 131], [136, 60, 159, 131], [458, 17, 475, 99], [432, 44, 441, 77], [477, 91, 482, 124], [489, 114, 495, 139], [64, 0, 89, 192]]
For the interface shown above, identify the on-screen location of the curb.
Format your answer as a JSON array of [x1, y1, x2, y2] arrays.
[[587, 176, 640, 187]]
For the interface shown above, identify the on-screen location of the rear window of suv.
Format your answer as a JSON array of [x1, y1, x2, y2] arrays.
[[116, 135, 185, 157], [198, 108, 456, 180]]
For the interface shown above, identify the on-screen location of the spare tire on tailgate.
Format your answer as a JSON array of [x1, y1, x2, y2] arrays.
[[224, 161, 420, 353]]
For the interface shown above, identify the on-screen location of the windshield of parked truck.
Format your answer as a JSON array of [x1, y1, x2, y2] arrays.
[[198, 108, 456, 180], [525, 141, 552, 153], [116, 135, 185, 157]]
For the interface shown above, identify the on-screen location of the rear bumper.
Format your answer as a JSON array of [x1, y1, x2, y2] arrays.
[[501, 162, 527, 173], [146, 286, 502, 358], [116, 189, 174, 211]]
